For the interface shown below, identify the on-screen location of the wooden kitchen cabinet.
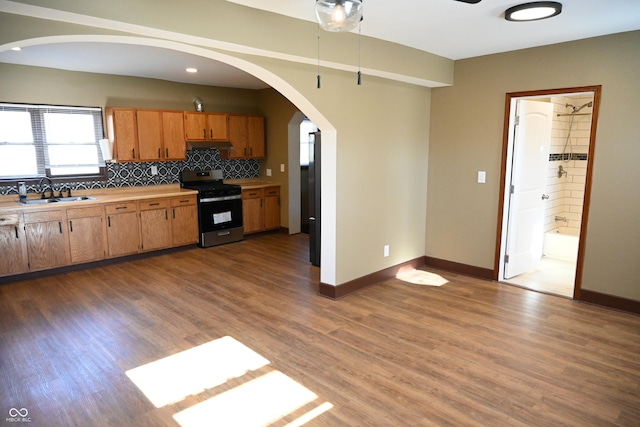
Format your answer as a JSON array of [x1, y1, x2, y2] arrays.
[[105, 202, 140, 258], [242, 188, 264, 234], [107, 108, 138, 162], [67, 206, 106, 264], [162, 111, 186, 160], [227, 115, 265, 159], [242, 185, 280, 234], [23, 209, 70, 271], [139, 198, 172, 251], [0, 212, 28, 277], [136, 110, 163, 161], [263, 186, 280, 231], [184, 112, 229, 141], [170, 196, 198, 246]]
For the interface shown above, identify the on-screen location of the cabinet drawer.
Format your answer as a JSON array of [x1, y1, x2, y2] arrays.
[[139, 198, 169, 211], [0, 213, 20, 226], [242, 188, 263, 199], [67, 206, 104, 219], [171, 196, 197, 207], [23, 210, 64, 223], [105, 202, 137, 214], [264, 187, 280, 197]]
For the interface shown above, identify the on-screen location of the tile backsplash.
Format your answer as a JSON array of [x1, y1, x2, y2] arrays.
[[0, 149, 259, 196]]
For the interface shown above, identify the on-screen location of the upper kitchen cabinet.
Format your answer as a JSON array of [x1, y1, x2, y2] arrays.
[[227, 115, 265, 159], [106, 108, 186, 162], [106, 108, 138, 162], [162, 111, 186, 160], [184, 112, 229, 141]]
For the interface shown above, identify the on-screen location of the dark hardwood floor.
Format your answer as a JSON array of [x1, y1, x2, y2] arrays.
[[1, 233, 639, 426]]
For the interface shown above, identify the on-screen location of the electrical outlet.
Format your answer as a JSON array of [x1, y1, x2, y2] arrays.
[[280, 164, 285, 172], [150, 165, 158, 176], [266, 169, 272, 177], [477, 171, 486, 184], [384, 245, 390, 257]]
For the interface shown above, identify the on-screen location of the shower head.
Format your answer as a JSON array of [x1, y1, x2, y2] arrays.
[[566, 101, 593, 114]]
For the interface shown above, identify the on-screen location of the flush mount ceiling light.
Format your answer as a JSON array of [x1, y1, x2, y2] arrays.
[[315, 0, 363, 32], [186, 67, 198, 73], [505, 1, 562, 22]]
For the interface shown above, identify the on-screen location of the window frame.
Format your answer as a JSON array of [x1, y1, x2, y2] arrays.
[[0, 102, 108, 184]]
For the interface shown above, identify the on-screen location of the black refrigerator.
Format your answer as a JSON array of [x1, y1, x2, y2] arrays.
[[309, 131, 321, 266]]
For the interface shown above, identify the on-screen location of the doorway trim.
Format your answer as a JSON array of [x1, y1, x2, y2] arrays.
[[493, 85, 602, 299]]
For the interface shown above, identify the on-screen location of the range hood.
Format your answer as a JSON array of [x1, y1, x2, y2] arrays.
[[186, 140, 234, 150]]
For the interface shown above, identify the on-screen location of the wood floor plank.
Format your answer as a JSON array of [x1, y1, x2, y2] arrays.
[[1, 233, 639, 426]]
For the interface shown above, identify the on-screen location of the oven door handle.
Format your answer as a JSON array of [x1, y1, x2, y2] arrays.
[[200, 194, 242, 203]]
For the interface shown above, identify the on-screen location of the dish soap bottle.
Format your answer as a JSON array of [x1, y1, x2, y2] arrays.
[[18, 181, 27, 203]]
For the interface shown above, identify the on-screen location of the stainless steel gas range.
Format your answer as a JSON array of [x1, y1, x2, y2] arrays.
[[180, 169, 243, 247]]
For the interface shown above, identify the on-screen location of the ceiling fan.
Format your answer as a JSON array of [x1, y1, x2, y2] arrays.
[[454, 0, 482, 3]]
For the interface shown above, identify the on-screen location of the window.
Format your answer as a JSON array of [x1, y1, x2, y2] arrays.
[[0, 103, 106, 181], [299, 119, 318, 167]]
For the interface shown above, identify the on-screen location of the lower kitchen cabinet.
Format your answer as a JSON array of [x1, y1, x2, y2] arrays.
[[23, 210, 69, 271], [139, 198, 172, 251], [263, 186, 280, 231], [242, 186, 281, 234], [67, 206, 106, 264], [242, 188, 264, 234], [0, 212, 28, 277], [106, 202, 140, 257], [170, 195, 198, 246]]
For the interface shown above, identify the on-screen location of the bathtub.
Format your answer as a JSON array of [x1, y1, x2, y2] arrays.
[[543, 228, 579, 262]]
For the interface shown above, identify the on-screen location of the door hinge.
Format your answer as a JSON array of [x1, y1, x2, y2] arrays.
[[505, 254, 510, 263], [510, 185, 515, 194], [515, 116, 520, 125]]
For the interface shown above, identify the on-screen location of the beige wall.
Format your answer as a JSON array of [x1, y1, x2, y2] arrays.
[[428, 31, 640, 301]]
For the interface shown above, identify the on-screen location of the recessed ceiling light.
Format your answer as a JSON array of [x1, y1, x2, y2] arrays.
[[505, 1, 562, 22], [186, 67, 198, 73], [11, 47, 22, 51]]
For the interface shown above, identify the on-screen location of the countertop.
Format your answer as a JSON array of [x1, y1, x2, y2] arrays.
[[0, 184, 197, 213], [226, 179, 281, 190]]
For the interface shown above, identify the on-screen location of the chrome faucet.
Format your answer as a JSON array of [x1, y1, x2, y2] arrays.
[[37, 177, 54, 199]]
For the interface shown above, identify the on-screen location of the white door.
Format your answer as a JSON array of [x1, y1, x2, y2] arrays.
[[504, 100, 554, 279]]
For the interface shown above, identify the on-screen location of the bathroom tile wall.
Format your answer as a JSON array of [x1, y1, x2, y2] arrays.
[[544, 95, 593, 233], [0, 148, 259, 196]]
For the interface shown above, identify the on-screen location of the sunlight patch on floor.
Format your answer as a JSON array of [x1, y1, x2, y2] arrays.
[[126, 336, 333, 426], [396, 267, 448, 286], [125, 336, 270, 408], [173, 371, 324, 427]]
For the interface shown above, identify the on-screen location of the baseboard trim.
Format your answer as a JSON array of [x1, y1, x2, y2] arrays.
[[424, 256, 494, 280], [579, 290, 640, 315], [318, 256, 427, 299]]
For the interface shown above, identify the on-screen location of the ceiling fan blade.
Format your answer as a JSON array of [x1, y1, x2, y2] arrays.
[[453, 0, 482, 3]]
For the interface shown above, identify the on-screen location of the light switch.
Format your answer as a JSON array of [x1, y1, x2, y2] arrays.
[[280, 164, 285, 172], [477, 171, 486, 184], [266, 168, 272, 177]]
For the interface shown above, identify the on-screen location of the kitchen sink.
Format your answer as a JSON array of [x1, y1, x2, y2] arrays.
[[19, 196, 96, 205]]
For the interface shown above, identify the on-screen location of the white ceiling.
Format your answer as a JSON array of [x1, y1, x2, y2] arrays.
[[1, 0, 639, 89]]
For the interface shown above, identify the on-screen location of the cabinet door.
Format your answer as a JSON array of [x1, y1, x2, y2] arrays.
[[228, 115, 248, 159], [242, 189, 264, 234], [207, 113, 229, 141], [247, 116, 265, 158], [137, 110, 163, 161], [162, 111, 186, 160], [112, 109, 138, 161], [68, 216, 105, 264], [24, 220, 69, 271], [0, 214, 27, 276], [171, 197, 198, 246], [106, 210, 140, 257], [140, 199, 172, 251], [264, 187, 280, 230], [184, 112, 207, 141]]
